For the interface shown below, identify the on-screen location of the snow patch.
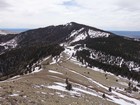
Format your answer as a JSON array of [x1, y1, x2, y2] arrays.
[[56, 92, 65, 97], [41, 56, 51, 63], [64, 46, 76, 59], [64, 22, 73, 27], [72, 33, 87, 43], [68, 28, 110, 43], [70, 28, 84, 37], [50, 56, 60, 65], [108, 90, 140, 105], [48, 70, 63, 75], [47, 82, 100, 97], [32, 67, 42, 73], [118, 82, 128, 86], [0, 38, 17, 49], [9, 94, 19, 97], [88, 29, 110, 38], [0, 75, 21, 83]]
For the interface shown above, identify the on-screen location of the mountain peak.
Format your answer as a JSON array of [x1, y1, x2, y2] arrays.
[[64, 22, 79, 27], [69, 22, 79, 25], [64, 22, 112, 33]]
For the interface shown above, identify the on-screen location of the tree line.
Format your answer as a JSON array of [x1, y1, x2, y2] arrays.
[[0, 44, 64, 80]]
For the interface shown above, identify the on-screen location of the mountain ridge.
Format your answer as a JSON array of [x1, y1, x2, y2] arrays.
[[0, 22, 140, 81]]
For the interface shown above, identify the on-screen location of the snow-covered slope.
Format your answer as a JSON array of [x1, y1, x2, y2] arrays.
[[64, 44, 140, 72], [0, 38, 17, 50], [67, 27, 110, 43]]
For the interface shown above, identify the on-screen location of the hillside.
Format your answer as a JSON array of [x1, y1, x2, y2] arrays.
[[1, 22, 139, 81], [0, 50, 139, 105], [0, 22, 139, 104]]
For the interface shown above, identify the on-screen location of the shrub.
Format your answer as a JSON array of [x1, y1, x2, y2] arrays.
[[66, 83, 72, 91], [109, 87, 112, 92], [102, 94, 106, 98], [133, 87, 138, 92]]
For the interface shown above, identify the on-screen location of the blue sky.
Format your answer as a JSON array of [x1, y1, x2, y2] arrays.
[[0, 0, 140, 31]]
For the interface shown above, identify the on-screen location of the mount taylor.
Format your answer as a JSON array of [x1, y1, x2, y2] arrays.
[[0, 22, 140, 81]]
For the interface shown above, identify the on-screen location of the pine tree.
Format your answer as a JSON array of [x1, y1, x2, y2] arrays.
[[66, 83, 72, 91], [102, 94, 106, 98], [109, 87, 112, 92], [65, 78, 72, 91]]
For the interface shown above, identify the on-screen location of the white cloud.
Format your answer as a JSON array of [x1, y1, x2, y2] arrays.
[[0, 0, 140, 31], [116, 0, 140, 11], [0, 0, 11, 10]]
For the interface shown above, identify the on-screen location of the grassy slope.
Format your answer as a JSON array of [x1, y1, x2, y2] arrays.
[[0, 52, 139, 105]]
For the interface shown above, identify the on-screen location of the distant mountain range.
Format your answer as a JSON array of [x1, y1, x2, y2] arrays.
[[0, 30, 18, 35], [0, 22, 140, 81], [0, 29, 29, 33], [111, 31, 140, 38]]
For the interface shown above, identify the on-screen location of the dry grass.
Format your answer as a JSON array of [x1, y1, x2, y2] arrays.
[[0, 55, 139, 105]]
